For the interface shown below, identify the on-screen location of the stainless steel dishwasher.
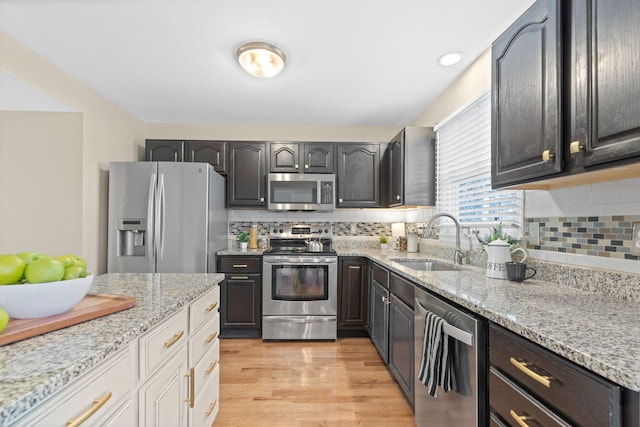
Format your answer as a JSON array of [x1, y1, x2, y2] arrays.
[[414, 287, 487, 427]]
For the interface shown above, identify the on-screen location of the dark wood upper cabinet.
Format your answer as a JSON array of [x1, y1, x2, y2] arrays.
[[184, 141, 227, 174], [337, 143, 381, 208], [570, 0, 640, 169], [492, 0, 640, 189], [228, 142, 266, 207], [269, 142, 335, 173], [145, 139, 184, 162], [384, 127, 435, 207], [491, 0, 563, 188], [303, 143, 335, 173]]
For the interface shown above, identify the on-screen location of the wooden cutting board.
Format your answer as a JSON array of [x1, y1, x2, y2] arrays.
[[0, 293, 136, 346]]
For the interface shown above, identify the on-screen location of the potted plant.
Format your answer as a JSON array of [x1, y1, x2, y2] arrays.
[[237, 231, 249, 251], [475, 222, 519, 249], [379, 234, 388, 250]]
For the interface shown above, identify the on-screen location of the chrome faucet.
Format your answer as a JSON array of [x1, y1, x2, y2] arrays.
[[422, 213, 465, 265]]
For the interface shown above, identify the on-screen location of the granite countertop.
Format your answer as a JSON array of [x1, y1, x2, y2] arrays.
[[339, 248, 640, 392], [0, 272, 224, 427], [218, 248, 266, 256]]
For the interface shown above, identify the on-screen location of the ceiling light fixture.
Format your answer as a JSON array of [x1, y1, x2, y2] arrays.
[[236, 42, 286, 78], [438, 52, 462, 66]]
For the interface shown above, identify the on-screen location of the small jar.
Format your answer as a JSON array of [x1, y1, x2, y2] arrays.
[[398, 236, 407, 252]]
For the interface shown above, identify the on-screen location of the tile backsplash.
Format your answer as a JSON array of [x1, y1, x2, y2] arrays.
[[526, 215, 639, 261]]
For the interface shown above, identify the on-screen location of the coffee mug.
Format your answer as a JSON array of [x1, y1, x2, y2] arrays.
[[505, 262, 536, 282]]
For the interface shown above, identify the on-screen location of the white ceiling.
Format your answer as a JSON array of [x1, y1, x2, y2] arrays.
[[0, 0, 535, 126]]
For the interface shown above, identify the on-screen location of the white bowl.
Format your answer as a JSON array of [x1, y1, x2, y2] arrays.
[[0, 274, 94, 319]]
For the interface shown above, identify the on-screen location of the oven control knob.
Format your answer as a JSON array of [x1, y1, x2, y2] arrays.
[[318, 230, 323, 234], [279, 229, 284, 234], [273, 228, 277, 233], [324, 229, 329, 234]]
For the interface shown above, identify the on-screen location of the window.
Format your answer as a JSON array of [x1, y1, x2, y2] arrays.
[[435, 90, 523, 240]]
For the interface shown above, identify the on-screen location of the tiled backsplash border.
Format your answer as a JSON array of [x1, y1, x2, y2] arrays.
[[229, 221, 392, 237], [526, 215, 640, 261]]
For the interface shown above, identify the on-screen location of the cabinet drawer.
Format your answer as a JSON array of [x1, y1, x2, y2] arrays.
[[189, 312, 220, 367], [389, 272, 414, 308], [490, 324, 621, 426], [23, 346, 133, 427], [371, 262, 389, 288], [139, 308, 189, 379], [490, 368, 571, 427], [190, 285, 220, 333], [219, 256, 261, 273], [193, 337, 220, 399], [191, 363, 220, 427]]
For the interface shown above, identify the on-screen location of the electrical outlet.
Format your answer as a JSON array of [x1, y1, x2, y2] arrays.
[[527, 223, 540, 246], [632, 222, 640, 256]]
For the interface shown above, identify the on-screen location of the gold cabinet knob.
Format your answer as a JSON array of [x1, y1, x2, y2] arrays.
[[569, 140, 584, 154], [541, 150, 555, 162], [396, 195, 401, 201]]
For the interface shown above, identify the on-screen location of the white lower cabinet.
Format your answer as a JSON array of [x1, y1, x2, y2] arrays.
[[139, 345, 189, 427], [13, 284, 221, 427], [15, 341, 136, 426]]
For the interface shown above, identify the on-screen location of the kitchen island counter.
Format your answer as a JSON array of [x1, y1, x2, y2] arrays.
[[339, 248, 640, 392], [0, 272, 224, 426]]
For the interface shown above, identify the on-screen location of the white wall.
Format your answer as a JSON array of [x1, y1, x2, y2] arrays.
[[0, 32, 145, 273]]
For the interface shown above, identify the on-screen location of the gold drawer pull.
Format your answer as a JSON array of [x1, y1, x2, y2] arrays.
[[205, 359, 219, 374], [230, 276, 249, 280], [164, 331, 184, 348], [205, 331, 218, 344], [66, 391, 112, 427], [541, 149, 555, 162], [570, 140, 584, 154], [184, 368, 195, 408], [510, 357, 553, 388], [205, 399, 218, 417], [232, 264, 248, 268], [510, 409, 535, 427], [206, 302, 218, 312]]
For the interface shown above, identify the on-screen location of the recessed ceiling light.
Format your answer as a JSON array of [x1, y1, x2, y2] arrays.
[[236, 42, 286, 78], [438, 52, 462, 66]]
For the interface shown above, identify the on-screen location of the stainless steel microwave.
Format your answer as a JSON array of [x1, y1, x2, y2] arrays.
[[267, 173, 335, 211]]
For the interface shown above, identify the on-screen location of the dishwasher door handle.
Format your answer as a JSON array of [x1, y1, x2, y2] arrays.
[[415, 298, 474, 347]]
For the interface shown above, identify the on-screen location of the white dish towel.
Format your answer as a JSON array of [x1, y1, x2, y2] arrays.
[[417, 311, 451, 397]]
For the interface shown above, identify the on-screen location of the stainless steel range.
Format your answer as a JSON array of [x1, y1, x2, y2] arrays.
[[262, 224, 337, 340]]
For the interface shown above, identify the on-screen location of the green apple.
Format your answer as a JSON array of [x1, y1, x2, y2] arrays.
[[0, 308, 8, 333], [0, 254, 26, 285], [68, 254, 87, 270], [63, 265, 87, 280], [16, 251, 42, 265], [25, 258, 65, 284], [55, 255, 75, 268]]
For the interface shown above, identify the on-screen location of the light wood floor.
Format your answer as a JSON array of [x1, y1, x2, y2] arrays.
[[214, 338, 416, 427]]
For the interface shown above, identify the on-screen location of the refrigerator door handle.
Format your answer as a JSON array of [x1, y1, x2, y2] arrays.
[[158, 173, 166, 262], [148, 173, 157, 262]]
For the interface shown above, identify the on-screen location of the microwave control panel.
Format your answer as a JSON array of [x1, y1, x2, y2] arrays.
[[321, 181, 334, 204]]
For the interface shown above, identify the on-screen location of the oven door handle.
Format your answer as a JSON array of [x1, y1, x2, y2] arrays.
[[263, 258, 337, 264], [263, 316, 336, 323]]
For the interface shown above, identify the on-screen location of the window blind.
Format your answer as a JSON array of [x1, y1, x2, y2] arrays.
[[435, 90, 523, 237]]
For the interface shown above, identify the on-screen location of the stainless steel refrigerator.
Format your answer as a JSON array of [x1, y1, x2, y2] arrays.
[[107, 161, 228, 273]]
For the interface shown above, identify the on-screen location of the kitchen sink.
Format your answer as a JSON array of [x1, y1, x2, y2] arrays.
[[390, 258, 462, 271]]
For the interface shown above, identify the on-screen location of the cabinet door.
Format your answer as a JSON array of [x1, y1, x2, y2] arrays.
[[388, 294, 414, 405], [571, 0, 640, 168], [228, 142, 266, 207], [269, 142, 301, 173], [338, 257, 368, 331], [145, 140, 184, 162], [304, 143, 335, 173], [337, 144, 381, 207], [184, 141, 227, 174], [220, 274, 262, 338], [139, 345, 189, 427], [369, 279, 389, 363], [387, 137, 404, 207], [491, 0, 563, 188]]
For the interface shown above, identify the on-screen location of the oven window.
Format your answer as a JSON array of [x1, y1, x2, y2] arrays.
[[272, 264, 328, 301]]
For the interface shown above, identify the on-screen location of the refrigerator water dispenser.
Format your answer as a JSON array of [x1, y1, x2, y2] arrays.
[[118, 218, 146, 256]]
